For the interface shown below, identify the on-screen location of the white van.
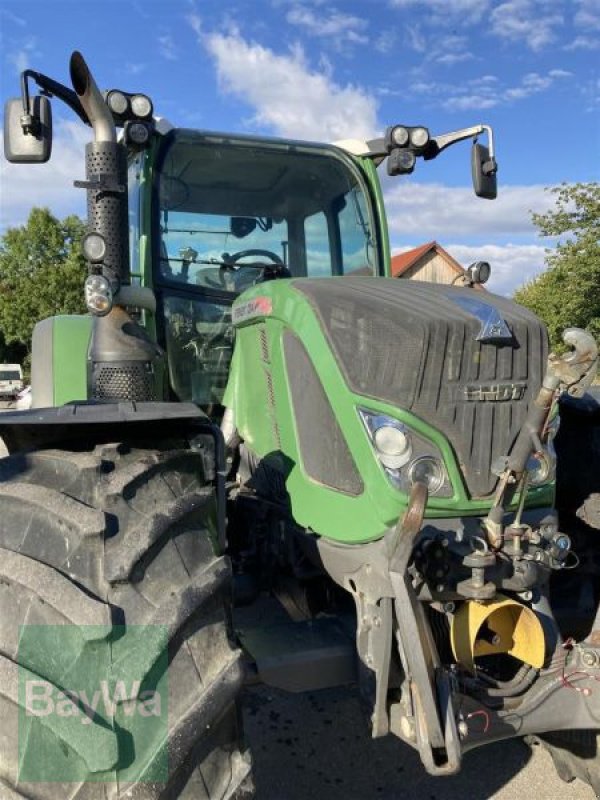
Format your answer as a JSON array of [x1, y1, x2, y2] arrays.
[[0, 364, 24, 400]]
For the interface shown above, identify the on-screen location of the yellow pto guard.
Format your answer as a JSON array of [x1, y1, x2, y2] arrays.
[[451, 594, 546, 673]]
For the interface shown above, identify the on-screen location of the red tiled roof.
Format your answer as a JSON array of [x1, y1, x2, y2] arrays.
[[390, 241, 465, 277]]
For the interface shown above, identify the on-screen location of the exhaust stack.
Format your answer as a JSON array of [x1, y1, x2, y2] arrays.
[[70, 51, 116, 144], [70, 51, 159, 402]]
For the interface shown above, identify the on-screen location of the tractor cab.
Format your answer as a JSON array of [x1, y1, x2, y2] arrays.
[[143, 129, 383, 408]]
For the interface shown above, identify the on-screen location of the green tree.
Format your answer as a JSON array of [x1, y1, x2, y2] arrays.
[[0, 208, 87, 362], [514, 182, 600, 351]]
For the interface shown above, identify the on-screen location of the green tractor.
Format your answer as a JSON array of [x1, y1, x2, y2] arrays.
[[1, 51, 599, 798]]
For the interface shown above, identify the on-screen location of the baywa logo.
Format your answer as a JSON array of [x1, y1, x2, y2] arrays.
[[17, 624, 169, 785], [25, 678, 162, 724]]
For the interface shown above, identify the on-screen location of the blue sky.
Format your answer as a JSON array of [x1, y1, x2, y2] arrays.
[[0, 0, 598, 294]]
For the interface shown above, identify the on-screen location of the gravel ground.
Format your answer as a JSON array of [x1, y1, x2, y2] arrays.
[[243, 684, 594, 800]]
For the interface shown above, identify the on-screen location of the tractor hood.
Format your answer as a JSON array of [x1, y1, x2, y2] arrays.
[[230, 277, 548, 501], [229, 277, 548, 541], [291, 278, 548, 497]]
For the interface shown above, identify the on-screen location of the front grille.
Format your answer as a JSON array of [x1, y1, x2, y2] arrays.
[[92, 361, 155, 402], [294, 278, 548, 497]]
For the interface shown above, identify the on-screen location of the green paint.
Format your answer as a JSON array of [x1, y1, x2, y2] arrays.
[[52, 315, 92, 405], [227, 279, 555, 544], [358, 155, 392, 277]]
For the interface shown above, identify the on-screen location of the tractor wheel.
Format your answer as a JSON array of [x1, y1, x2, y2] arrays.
[[0, 440, 253, 799], [535, 390, 600, 797], [555, 389, 600, 534]]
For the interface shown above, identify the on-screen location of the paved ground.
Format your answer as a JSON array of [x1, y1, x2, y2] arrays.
[[243, 684, 594, 800]]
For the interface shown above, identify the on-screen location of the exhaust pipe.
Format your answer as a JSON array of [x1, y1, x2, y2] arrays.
[[70, 51, 159, 402], [70, 51, 115, 144], [69, 50, 128, 287]]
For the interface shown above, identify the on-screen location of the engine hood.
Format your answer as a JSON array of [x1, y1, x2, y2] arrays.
[[291, 277, 548, 497]]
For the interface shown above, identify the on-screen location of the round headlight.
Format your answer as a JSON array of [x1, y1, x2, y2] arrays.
[[392, 126, 409, 146], [131, 94, 153, 118], [408, 456, 445, 494], [410, 126, 429, 148], [82, 232, 106, 263], [127, 122, 150, 145], [107, 91, 129, 115], [373, 425, 411, 469]]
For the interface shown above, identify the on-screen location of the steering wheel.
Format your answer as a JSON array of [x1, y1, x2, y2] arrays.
[[204, 249, 288, 290], [225, 249, 284, 267]]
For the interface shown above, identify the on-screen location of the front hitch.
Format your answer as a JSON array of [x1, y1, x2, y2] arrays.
[[388, 482, 462, 775]]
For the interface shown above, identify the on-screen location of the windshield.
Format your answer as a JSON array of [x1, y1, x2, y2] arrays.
[[155, 132, 378, 292], [0, 371, 20, 381]]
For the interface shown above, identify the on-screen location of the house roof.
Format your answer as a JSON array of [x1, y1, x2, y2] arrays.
[[390, 241, 465, 278]]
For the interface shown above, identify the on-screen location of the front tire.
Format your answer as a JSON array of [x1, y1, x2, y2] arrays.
[[0, 439, 253, 799], [536, 390, 600, 797]]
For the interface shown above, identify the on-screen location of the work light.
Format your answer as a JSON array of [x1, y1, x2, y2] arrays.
[[81, 232, 106, 263], [106, 90, 128, 115], [131, 94, 153, 119]]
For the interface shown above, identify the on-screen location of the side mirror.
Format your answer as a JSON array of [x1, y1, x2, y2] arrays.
[[472, 142, 497, 199], [3, 96, 53, 163]]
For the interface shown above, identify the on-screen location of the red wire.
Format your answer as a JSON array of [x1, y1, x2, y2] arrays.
[[466, 709, 491, 733]]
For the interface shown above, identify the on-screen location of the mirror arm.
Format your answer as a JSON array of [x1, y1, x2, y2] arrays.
[[20, 69, 89, 130], [426, 124, 496, 163], [365, 125, 496, 170]]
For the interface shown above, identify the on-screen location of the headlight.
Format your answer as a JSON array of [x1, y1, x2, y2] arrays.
[[359, 408, 452, 496], [408, 456, 445, 493], [526, 450, 554, 486], [84, 274, 113, 316], [373, 423, 411, 469]]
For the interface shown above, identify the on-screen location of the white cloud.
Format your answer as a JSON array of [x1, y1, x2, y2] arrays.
[[441, 69, 571, 111], [198, 28, 378, 140], [574, 0, 600, 31], [0, 120, 88, 231], [125, 62, 146, 76], [384, 181, 563, 294], [6, 37, 38, 76], [444, 243, 548, 295], [374, 30, 397, 54], [403, 26, 473, 65], [405, 24, 427, 53], [383, 182, 555, 240], [0, 9, 26, 27], [286, 5, 369, 47], [158, 34, 177, 61], [391, 0, 489, 24], [490, 1, 563, 51], [435, 52, 474, 65], [564, 35, 600, 50]]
